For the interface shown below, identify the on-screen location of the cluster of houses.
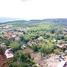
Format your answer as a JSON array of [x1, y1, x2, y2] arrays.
[[63, 29, 67, 35], [56, 41, 67, 49], [64, 29, 67, 33], [27, 40, 40, 47], [3, 29, 24, 41], [0, 25, 9, 29], [57, 55, 67, 67], [27, 36, 43, 47], [56, 40, 67, 67], [56, 29, 67, 35], [0, 28, 67, 67]]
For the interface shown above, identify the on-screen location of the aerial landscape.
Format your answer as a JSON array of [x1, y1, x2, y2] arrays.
[[0, 0, 67, 67], [0, 18, 67, 67]]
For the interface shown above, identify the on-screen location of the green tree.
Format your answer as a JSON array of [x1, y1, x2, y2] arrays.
[[54, 49, 63, 55], [32, 44, 40, 52], [10, 41, 21, 52], [40, 42, 55, 56], [8, 50, 35, 67]]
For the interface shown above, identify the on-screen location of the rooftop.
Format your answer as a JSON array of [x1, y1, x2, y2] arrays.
[[5, 49, 14, 59]]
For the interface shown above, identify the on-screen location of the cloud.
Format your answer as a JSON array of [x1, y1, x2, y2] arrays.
[[0, 0, 67, 20]]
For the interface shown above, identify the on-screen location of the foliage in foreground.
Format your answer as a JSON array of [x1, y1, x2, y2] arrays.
[[8, 50, 36, 67]]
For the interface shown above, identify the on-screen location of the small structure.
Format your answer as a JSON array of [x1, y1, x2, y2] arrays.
[[7, 36, 13, 40], [0, 43, 6, 48], [52, 39, 56, 42], [57, 61, 66, 67], [21, 45, 26, 49], [27, 40, 40, 47], [57, 44, 64, 48], [5, 48, 14, 59], [27, 42, 32, 46], [63, 62, 67, 67], [64, 29, 67, 32], [15, 36, 20, 41], [56, 44, 67, 48], [35, 64, 41, 67], [64, 50, 67, 54], [12, 34, 16, 38], [37, 36, 43, 41]]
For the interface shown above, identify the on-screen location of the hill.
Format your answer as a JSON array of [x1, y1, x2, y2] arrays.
[[0, 18, 67, 30]]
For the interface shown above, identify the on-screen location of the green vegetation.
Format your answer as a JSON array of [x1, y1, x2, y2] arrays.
[[8, 50, 36, 67], [40, 41, 56, 56], [32, 44, 40, 52], [10, 41, 21, 52], [0, 19, 67, 67], [53, 48, 63, 55]]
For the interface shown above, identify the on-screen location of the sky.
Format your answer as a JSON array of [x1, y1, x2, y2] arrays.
[[0, 0, 67, 20]]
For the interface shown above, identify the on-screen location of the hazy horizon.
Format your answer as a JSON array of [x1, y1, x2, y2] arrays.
[[0, 17, 67, 23]]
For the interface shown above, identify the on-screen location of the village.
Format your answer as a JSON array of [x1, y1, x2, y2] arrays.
[[0, 22, 67, 67]]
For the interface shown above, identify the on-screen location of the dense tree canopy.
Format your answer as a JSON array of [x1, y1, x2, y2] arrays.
[[8, 50, 36, 67]]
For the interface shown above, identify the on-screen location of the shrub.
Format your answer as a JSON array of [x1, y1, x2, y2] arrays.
[[53, 49, 63, 55]]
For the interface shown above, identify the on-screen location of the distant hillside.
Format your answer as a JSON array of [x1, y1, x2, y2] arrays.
[[0, 18, 67, 23], [30, 18, 67, 23], [0, 18, 67, 27], [44, 18, 67, 23], [7, 18, 67, 23], [43, 18, 67, 26]]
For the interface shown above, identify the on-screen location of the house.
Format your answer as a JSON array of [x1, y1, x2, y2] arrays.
[[63, 62, 67, 67], [5, 48, 14, 59], [27, 41, 40, 47], [57, 61, 66, 67], [12, 34, 16, 38], [35, 64, 41, 67], [63, 29, 67, 35], [0, 43, 6, 49], [6, 30, 15, 34], [7, 35, 13, 40], [21, 45, 26, 49], [56, 44, 67, 48], [15, 37, 20, 41], [23, 28, 29, 31], [64, 29, 67, 32], [52, 39, 56, 42], [37, 36, 43, 41], [0, 26, 4, 29], [57, 44, 64, 48], [64, 50, 67, 54], [0, 26, 6, 29], [27, 41, 33, 46]]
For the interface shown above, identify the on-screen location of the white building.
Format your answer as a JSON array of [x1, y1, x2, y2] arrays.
[[57, 61, 66, 67], [5, 48, 14, 59]]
